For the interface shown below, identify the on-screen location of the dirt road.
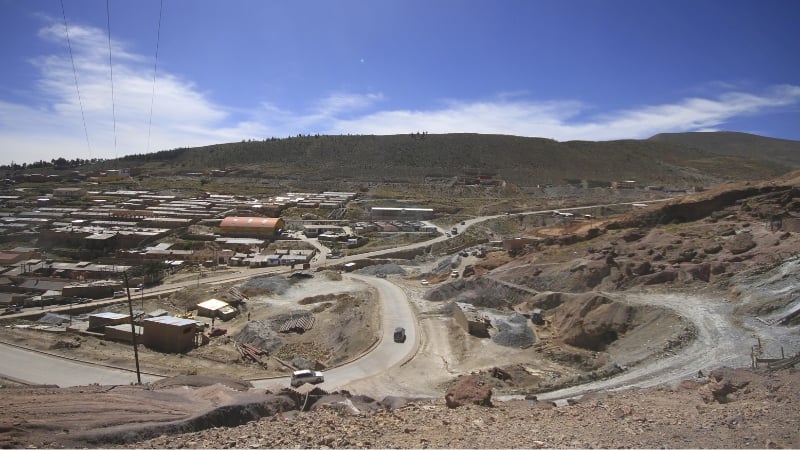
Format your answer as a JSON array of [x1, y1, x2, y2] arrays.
[[0, 341, 160, 386], [528, 293, 753, 401], [251, 273, 419, 391]]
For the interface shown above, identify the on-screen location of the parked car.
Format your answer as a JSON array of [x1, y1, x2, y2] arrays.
[[376, 273, 386, 278], [393, 327, 406, 343], [208, 327, 227, 337], [290, 369, 325, 387], [451, 270, 460, 278], [420, 279, 429, 285]]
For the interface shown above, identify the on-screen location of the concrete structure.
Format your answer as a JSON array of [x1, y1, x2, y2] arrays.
[[142, 315, 198, 353], [369, 207, 434, 220], [196, 298, 238, 321], [88, 312, 130, 332], [302, 224, 344, 238], [62, 281, 122, 299], [453, 302, 490, 337], [612, 180, 637, 189], [105, 323, 142, 343]]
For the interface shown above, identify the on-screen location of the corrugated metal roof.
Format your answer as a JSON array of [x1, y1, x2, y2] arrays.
[[90, 312, 129, 320], [143, 315, 196, 327], [197, 298, 229, 310]]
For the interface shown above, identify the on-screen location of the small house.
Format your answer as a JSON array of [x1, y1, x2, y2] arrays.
[[142, 315, 197, 353], [196, 298, 238, 321], [88, 312, 130, 332]]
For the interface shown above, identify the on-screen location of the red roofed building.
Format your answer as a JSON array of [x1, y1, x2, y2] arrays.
[[218, 216, 285, 238]]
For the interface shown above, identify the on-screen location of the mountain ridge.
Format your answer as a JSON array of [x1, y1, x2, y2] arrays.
[[101, 131, 800, 188]]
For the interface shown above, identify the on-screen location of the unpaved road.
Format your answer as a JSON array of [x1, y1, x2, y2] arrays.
[[531, 292, 754, 402], [0, 341, 161, 386], [0, 274, 418, 390], [251, 273, 419, 391]]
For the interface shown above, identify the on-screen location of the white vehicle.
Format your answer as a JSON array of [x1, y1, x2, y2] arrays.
[[451, 270, 460, 278], [420, 279, 429, 285], [290, 369, 325, 387]]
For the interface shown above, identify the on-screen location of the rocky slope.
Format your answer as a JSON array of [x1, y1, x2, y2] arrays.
[[1, 368, 797, 448]]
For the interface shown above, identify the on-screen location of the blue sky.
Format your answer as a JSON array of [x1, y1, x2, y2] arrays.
[[1, 0, 799, 165]]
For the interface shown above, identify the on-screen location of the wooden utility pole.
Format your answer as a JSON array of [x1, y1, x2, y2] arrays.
[[123, 271, 142, 384]]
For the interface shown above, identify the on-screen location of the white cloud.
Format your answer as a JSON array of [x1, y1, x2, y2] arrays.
[[1, 19, 799, 165], [324, 86, 800, 141], [1, 21, 257, 163]]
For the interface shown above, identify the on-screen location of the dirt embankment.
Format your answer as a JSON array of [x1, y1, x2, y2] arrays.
[[2, 368, 797, 449]]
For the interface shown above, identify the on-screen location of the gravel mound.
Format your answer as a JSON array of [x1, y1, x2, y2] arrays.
[[239, 275, 291, 296], [356, 263, 407, 276], [424, 277, 524, 309], [37, 312, 71, 325], [234, 320, 283, 353], [492, 313, 535, 347]]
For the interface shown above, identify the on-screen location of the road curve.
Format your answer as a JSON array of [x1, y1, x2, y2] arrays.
[[518, 292, 749, 402], [0, 341, 160, 386], [0, 273, 417, 390], [251, 273, 419, 390]]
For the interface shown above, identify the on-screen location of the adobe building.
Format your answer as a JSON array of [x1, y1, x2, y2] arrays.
[[369, 207, 434, 220], [105, 323, 142, 343], [88, 312, 130, 332], [62, 281, 122, 299], [142, 316, 198, 353]]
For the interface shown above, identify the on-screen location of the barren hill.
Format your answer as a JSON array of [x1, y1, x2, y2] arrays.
[[650, 131, 800, 167], [113, 132, 800, 187]]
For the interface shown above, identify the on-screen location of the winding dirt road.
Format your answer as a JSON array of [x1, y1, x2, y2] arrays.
[[532, 292, 754, 402]]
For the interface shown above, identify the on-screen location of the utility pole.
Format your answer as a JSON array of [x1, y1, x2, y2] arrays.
[[123, 272, 142, 384]]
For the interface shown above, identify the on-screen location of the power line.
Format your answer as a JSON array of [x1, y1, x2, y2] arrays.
[[146, 0, 164, 154], [106, 0, 118, 159], [60, 0, 92, 159]]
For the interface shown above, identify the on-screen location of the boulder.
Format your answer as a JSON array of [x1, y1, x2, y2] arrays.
[[700, 367, 756, 403], [729, 232, 756, 255], [638, 269, 678, 285], [444, 376, 493, 408]]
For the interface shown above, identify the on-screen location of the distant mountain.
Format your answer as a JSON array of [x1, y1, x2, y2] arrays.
[[112, 132, 799, 188]]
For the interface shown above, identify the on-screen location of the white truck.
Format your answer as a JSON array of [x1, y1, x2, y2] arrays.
[[290, 369, 325, 387]]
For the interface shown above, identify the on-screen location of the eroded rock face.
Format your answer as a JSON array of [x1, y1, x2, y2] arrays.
[[549, 293, 633, 351], [700, 367, 758, 404], [445, 375, 493, 408]]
